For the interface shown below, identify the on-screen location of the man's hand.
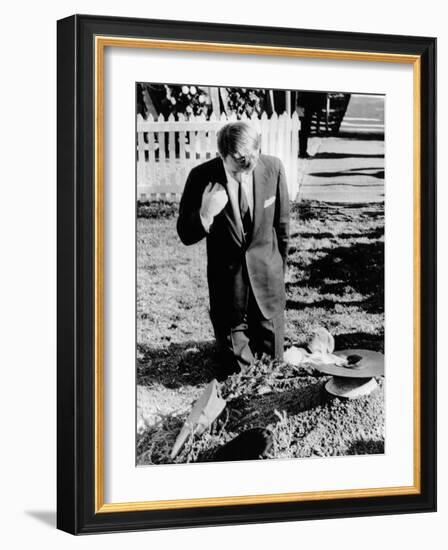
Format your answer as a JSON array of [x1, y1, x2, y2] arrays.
[[200, 183, 228, 228]]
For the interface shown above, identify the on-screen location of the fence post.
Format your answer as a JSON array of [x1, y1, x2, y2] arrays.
[[136, 114, 146, 193], [291, 111, 301, 200]]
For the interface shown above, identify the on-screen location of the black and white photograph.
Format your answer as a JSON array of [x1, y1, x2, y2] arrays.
[[135, 83, 385, 465], [0, 0, 441, 543]]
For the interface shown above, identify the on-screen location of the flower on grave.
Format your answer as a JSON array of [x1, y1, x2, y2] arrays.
[[189, 86, 197, 94], [198, 94, 206, 104], [182, 85, 189, 94]]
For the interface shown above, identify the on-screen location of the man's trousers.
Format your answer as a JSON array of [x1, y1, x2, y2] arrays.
[[211, 287, 285, 377]]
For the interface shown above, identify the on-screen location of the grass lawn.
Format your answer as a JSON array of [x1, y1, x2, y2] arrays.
[[136, 198, 384, 465]]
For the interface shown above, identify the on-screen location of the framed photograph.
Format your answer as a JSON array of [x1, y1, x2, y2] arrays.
[[57, 14, 436, 534]]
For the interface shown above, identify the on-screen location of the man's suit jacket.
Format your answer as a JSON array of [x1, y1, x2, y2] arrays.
[[177, 154, 290, 325]]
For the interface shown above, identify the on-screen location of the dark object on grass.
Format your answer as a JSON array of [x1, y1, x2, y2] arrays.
[[213, 428, 273, 462]]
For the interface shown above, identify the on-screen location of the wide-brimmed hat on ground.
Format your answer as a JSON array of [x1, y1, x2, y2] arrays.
[[312, 349, 384, 378]]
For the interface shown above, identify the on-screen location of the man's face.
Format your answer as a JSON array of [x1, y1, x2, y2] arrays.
[[223, 150, 259, 179]]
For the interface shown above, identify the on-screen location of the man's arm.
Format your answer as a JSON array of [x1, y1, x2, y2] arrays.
[[274, 159, 290, 270], [177, 168, 208, 246]]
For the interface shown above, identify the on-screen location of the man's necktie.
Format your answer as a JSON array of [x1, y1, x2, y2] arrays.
[[238, 175, 252, 240]]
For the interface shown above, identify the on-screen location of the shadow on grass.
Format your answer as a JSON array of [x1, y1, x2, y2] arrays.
[[137, 340, 218, 389], [287, 240, 384, 314], [290, 200, 384, 223], [334, 331, 384, 353], [311, 240, 384, 311], [286, 297, 368, 311], [337, 228, 384, 239], [295, 228, 383, 241], [332, 132, 385, 141], [313, 152, 384, 160], [346, 439, 385, 455], [309, 169, 384, 179]]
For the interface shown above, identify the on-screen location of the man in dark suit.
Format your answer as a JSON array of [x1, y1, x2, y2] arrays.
[[296, 91, 327, 158], [177, 122, 290, 379]]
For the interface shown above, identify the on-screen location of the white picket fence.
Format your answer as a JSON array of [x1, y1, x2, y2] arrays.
[[136, 111, 301, 201]]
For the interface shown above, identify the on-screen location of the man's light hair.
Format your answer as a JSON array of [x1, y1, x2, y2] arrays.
[[217, 121, 261, 159]]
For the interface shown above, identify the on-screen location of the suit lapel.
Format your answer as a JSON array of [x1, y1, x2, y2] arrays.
[[252, 157, 268, 239]]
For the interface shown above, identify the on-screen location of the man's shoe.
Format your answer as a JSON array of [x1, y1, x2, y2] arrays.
[[213, 428, 273, 461]]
